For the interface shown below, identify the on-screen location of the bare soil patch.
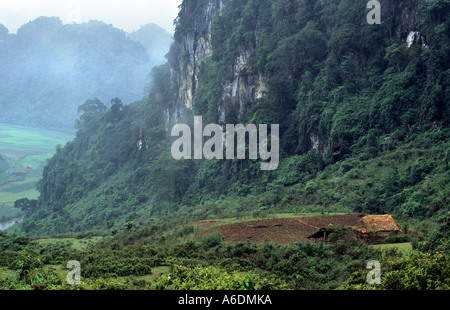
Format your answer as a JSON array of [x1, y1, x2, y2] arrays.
[[198, 214, 365, 245]]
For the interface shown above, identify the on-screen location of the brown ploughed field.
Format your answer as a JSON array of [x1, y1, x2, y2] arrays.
[[196, 214, 365, 245]]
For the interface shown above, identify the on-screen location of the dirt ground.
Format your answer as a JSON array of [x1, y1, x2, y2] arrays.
[[197, 214, 365, 245]]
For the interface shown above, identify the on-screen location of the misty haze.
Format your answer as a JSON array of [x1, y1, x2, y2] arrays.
[[0, 17, 172, 132], [0, 0, 448, 296]]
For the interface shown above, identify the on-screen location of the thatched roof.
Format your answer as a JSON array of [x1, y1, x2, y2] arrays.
[[354, 215, 401, 234], [306, 214, 366, 239]]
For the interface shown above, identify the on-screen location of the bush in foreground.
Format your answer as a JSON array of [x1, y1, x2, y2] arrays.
[[149, 264, 288, 290]]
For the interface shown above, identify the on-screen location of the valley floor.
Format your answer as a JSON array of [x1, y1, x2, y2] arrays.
[[1, 213, 447, 291]]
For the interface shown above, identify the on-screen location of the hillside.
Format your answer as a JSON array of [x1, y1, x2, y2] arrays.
[[0, 17, 172, 132], [10, 0, 449, 240], [1, 0, 449, 293]]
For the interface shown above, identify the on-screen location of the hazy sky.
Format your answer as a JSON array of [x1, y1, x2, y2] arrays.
[[0, 0, 183, 34]]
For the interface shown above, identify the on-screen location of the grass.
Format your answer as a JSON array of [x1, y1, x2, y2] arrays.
[[35, 236, 104, 251], [1, 264, 170, 287], [133, 266, 170, 283], [0, 267, 12, 276], [41, 264, 171, 284], [42, 265, 171, 284], [43, 264, 68, 280], [0, 123, 73, 207], [0, 123, 71, 153], [369, 242, 413, 253]]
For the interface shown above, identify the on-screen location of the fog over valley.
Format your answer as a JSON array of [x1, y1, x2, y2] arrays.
[[0, 0, 448, 294], [0, 17, 173, 132]]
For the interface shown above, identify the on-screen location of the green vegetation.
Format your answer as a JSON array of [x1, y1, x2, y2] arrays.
[[369, 242, 413, 253], [12, 0, 448, 236], [0, 123, 72, 222], [1, 212, 448, 290], [2, 0, 449, 290], [341, 251, 449, 290], [150, 265, 287, 290], [36, 236, 104, 251]]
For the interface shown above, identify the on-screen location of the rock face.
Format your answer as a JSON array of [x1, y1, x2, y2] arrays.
[[399, 0, 421, 35], [167, 0, 223, 120], [398, 0, 427, 47], [166, 0, 428, 129], [167, 0, 265, 123], [220, 50, 266, 122]]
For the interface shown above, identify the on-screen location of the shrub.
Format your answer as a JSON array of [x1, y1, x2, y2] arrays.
[[340, 251, 450, 290], [149, 264, 288, 290]]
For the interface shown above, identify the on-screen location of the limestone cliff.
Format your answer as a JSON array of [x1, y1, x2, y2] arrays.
[[398, 0, 428, 47], [167, 0, 265, 122]]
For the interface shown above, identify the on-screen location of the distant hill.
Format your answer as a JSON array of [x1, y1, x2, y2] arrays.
[[0, 17, 172, 132], [129, 23, 173, 66]]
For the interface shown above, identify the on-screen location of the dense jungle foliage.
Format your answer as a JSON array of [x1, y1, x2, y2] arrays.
[[12, 0, 449, 237], [2, 0, 449, 291]]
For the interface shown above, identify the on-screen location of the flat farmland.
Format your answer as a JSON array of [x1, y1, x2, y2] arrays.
[[0, 123, 72, 208]]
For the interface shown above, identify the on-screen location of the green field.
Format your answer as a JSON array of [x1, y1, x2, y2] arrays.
[[369, 242, 413, 253], [35, 236, 105, 251], [0, 123, 72, 220]]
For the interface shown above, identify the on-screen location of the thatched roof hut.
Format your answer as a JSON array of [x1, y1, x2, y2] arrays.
[[353, 214, 402, 241], [307, 214, 402, 243], [305, 214, 365, 243]]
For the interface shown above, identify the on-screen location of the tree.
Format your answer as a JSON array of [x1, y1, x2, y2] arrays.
[[424, 211, 450, 253], [110, 97, 124, 118], [75, 98, 107, 128], [14, 198, 38, 216], [148, 148, 193, 215]]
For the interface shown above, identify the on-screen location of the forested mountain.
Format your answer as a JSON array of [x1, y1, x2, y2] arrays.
[[13, 0, 449, 236], [0, 17, 172, 131]]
